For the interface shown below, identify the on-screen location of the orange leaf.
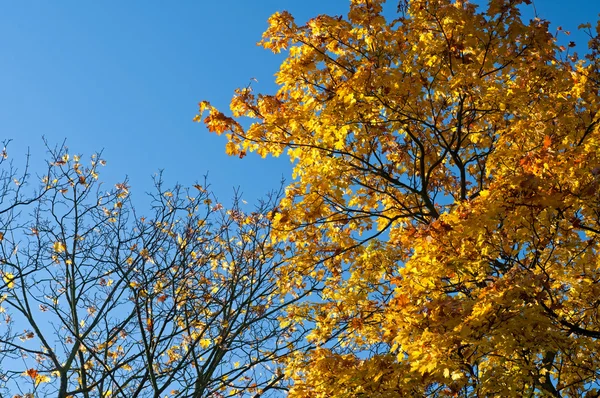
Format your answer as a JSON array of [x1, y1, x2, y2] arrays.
[[543, 135, 552, 149], [25, 368, 39, 379]]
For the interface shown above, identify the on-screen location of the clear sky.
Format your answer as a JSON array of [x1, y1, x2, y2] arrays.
[[0, 0, 598, 208]]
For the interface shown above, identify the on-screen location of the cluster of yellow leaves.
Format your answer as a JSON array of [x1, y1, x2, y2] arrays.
[[23, 369, 51, 386], [50, 152, 104, 190], [53, 241, 66, 253], [201, 0, 600, 396], [2, 271, 15, 289], [287, 350, 424, 397]]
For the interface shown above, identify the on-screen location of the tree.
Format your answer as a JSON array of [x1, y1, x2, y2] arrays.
[[198, 0, 600, 395], [0, 142, 309, 397]]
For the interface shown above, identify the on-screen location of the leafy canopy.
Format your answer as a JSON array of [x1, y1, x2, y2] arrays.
[[199, 0, 600, 396]]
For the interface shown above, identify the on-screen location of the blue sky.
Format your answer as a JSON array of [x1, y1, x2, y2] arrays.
[[0, 0, 597, 208]]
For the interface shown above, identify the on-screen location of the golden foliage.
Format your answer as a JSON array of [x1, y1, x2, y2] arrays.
[[201, 0, 600, 396]]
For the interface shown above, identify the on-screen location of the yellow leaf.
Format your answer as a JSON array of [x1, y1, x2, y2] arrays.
[[199, 338, 211, 349], [3, 272, 14, 289], [53, 241, 66, 253]]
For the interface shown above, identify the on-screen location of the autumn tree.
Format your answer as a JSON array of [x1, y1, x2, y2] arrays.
[[0, 143, 308, 397], [199, 0, 600, 396]]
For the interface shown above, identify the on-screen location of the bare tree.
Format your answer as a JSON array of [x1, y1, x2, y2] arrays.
[[0, 143, 310, 397]]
